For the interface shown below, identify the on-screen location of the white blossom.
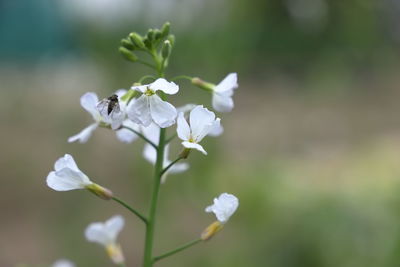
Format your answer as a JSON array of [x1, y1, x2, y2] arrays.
[[176, 105, 221, 155], [85, 215, 125, 264], [46, 154, 93, 191], [68, 91, 130, 143], [205, 193, 239, 223], [52, 259, 76, 267], [212, 73, 238, 113], [127, 78, 179, 128]]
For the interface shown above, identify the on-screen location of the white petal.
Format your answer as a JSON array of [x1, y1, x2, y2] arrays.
[[85, 222, 111, 246], [169, 162, 189, 174], [127, 95, 152, 127], [215, 73, 238, 93], [208, 121, 224, 137], [105, 215, 125, 242], [54, 154, 80, 172], [143, 144, 157, 165], [141, 123, 161, 145], [176, 112, 190, 141], [68, 123, 98, 143], [130, 85, 148, 93], [85, 215, 124, 246], [46, 168, 91, 191], [212, 93, 234, 113], [189, 106, 216, 141], [149, 95, 177, 128], [177, 103, 197, 114], [115, 120, 139, 143], [52, 259, 76, 267], [205, 193, 239, 223], [80, 92, 100, 119], [182, 141, 207, 155], [149, 78, 179, 95]]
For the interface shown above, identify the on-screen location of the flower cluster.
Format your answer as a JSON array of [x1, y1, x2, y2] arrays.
[[46, 22, 239, 266]]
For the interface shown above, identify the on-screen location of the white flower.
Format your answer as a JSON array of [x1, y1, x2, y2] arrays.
[[127, 78, 179, 128], [85, 215, 125, 264], [52, 259, 76, 267], [212, 73, 238, 112], [46, 154, 93, 191], [68, 91, 127, 143], [176, 105, 221, 155], [212, 73, 238, 113], [143, 144, 189, 183], [205, 193, 239, 224]]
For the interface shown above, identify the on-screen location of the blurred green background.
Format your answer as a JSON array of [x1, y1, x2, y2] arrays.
[[1, 0, 400, 266]]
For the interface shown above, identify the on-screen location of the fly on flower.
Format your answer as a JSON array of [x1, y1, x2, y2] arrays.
[[97, 94, 121, 119]]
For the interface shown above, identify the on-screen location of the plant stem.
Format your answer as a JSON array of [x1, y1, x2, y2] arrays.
[[143, 127, 166, 267], [171, 75, 193, 82], [160, 157, 183, 177], [138, 75, 156, 84], [153, 239, 202, 262], [121, 125, 157, 149], [112, 196, 148, 225]]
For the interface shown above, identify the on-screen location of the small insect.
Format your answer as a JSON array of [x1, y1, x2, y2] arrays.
[[97, 94, 121, 117]]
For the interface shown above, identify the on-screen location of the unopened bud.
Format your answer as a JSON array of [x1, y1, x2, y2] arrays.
[[106, 244, 124, 264], [161, 40, 172, 59], [146, 29, 155, 42], [179, 148, 191, 159], [167, 34, 175, 47], [154, 29, 162, 40], [120, 89, 137, 102], [119, 47, 138, 62], [129, 32, 145, 49], [120, 38, 134, 50], [191, 77, 214, 92], [160, 22, 170, 38], [86, 183, 113, 200], [201, 221, 224, 241]]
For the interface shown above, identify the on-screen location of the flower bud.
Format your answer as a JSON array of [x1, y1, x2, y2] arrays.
[[85, 183, 113, 200], [160, 22, 170, 38], [119, 47, 138, 62], [201, 221, 224, 241], [120, 89, 137, 102], [161, 40, 172, 60], [191, 77, 214, 92], [154, 29, 162, 40], [120, 38, 134, 50], [146, 29, 155, 42], [106, 244, 125, 264], [179, 148, 191, 159], [167, 34, 175, 47], [129, 32, 145, 49]]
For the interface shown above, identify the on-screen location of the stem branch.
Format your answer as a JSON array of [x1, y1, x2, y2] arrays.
[[153, 239, 202, 262], [112, 196, 148, 224]]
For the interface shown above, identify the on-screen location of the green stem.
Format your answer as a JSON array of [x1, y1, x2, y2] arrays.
[[160, 157, 183, 177], [139, 75, 156, 84], [153, 239, 202, 262], [143, 127, 166, 267], [171, 75, 193, 82], [121, 125, 157, 149], [112, 196, 148, 225]]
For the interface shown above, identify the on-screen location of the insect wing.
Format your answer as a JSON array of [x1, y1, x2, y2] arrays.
[[97, 99, 110, 117], [109, 102, 122, 120]]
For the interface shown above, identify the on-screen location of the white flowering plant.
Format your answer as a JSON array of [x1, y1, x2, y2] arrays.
[[46, 22, 239, 267]]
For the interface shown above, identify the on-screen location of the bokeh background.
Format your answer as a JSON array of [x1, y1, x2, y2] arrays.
[[1, 0, 400, 266]]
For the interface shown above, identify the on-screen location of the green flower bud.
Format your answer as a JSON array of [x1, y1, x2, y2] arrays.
[[129, 32, 145, 49], [146, 29, 155, 42], [161, 40, 172, 60], [167, 34, 175, 47], [120, 38, 134, 50], [119, 47, 138, 62], [160, 22, 170, 38], [153, 29, 162, 41]]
